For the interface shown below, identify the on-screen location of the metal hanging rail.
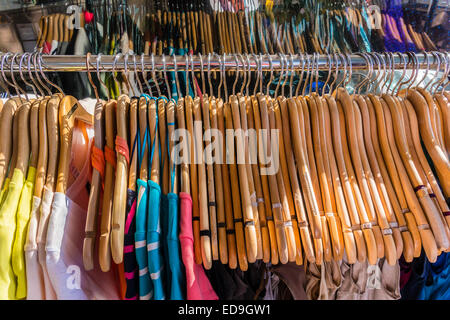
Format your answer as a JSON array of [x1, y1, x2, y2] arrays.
[[1, 52, 446, 72]]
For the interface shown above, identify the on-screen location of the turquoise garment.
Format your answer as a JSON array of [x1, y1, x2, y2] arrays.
[[161, 193, 171, 292], [134, 99, 153, 300], [135, 179, 152, 300], [147, 180, 165, 300], [167, 193, 184, 300]]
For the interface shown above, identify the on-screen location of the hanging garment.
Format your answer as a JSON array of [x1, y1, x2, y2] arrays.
[[179, 192, 218, 300], [0, 169, 25, 299], [147, 179, 165, 300], [44, 114, 120, 300], [36, 186, 57, 300], [268, 263, 308, 300], [166, 193, 184, 300], [305, 260, 342, 300], [401, 251, 450, 300], [336, 258, 401, 300], [123, 189, 139, 300], [12, 166, 36, 299], [24, 195, 45, 300]]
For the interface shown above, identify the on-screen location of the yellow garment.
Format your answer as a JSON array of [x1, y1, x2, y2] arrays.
[[0, 169, 24, 300], [12, 167, 36, 299], [0, 178, 10, 207]]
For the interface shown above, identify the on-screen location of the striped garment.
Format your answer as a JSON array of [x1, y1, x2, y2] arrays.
[[147, 180, 165, 300], [166, 193, 185, 300], [135, 179, 153, 300], [123, 189, 138, 300]]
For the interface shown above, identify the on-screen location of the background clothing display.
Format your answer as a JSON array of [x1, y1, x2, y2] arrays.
[[0, 0, 448, 302]]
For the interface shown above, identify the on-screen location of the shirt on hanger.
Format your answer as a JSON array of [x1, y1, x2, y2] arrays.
[[0, 169, 25, 299], [179, 192, 218, 300], [45, 103, 121, 300], [12, 166, 36, 299]]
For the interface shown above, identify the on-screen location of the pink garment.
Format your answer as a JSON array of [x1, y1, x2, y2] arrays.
[[179, 192, 218, 300], [46, 122, 120, 300]]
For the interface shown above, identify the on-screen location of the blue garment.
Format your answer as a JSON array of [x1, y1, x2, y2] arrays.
[[167, 193, 184, 300], [147, 180, 165, 300], [401, 251, 450, 300], [160, 193, 171, 293], [135, 179, 152, 300]]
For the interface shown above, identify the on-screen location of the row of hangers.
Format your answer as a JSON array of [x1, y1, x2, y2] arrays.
[[0, 50, 448, 272], [74, 50, 449, 271]]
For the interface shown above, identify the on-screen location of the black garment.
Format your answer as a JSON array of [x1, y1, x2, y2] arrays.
[[124, 189, 139, 300]]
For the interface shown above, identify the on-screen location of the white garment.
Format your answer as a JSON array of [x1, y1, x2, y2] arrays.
[[46, 192, 87, 300], [24, 196, 45, 300], [45, 123, 120, 300], [36, 186, 56, 300]]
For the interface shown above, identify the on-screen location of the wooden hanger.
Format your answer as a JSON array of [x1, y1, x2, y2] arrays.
[[166, 98, 178, 192], [279, 95, 316, 263], [309, 93, 344, 261], [224, 100, 248, 270], [322, 94, 359, 263], [257, 94, 289, 264], [247, 96, 271, 263], [433, 93, 449, 157], [209, 97, 229, 264], [29, 101, 40, 170], [0, 99, 19, 190], [15, 102, 31, 177], [43, 94, 61, 196], [337, 89, 386, 262], [269, 97, 299, 263], [407, 89, 450, 197], [98, 99, 116, 272], [404, 99, 450, 229], [216, 98, 238, 269], [7, 109, 19, 182], [373, 95, 438, 262], [433, 89, 449, 156], [355, 94, 406, 260], [316, 94, 346, 261], [56, 94, 94, 194], [158, 90, 169, 197], [401, 98, 450, 245], [200, 95, 219, 261], [193, 94, 212, 269], [33, 98, 49, 201], [111, 94, 131, 264], [383, 94, 449, 252], [37, 16, 46, 48], [350, 95, 397, 265], [237, 94, 263, 261], [301, 95, 332, 263], [230, 94, 259, 263], [334, 97, 377, 264], [149, 97, 162, 183], [363, 95, 415, 261], [184, 96, 202, 265], [84, 99, 105, 271], [252, 94, 279, 265], [368, 94, 422, 258], [289, 94, 325, 264], [128, 98, 138, 193]]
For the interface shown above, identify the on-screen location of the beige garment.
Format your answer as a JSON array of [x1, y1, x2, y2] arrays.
[[336, 257, 400, 300], [305, 260, 342, 300]]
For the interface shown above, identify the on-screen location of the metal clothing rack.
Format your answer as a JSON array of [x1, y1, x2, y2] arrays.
[[3, 52, 445, 73]]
